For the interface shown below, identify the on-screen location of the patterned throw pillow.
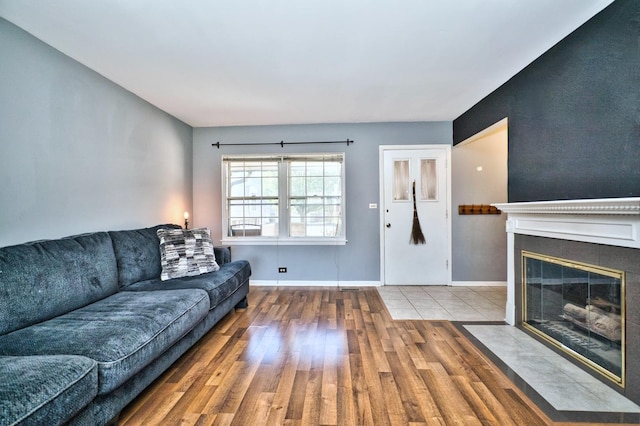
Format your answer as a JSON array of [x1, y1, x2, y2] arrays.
[[157, 228, 220, 281]]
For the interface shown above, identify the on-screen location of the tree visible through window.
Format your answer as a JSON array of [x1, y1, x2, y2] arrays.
[[222, 153, 345, 243]]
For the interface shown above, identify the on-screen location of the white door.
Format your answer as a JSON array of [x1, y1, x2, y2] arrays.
[[380, 146, 450, 285]]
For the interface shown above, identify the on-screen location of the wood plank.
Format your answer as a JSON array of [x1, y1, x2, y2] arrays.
[[265, 350, 300, 425], [318, 346, 338, 425], [336, 353, 356, 425]]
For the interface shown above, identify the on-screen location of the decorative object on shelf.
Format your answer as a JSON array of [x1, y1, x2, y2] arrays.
[[184, 211, 189, 230], [458, 204, 502, 215], [410, 180, 426, 245]]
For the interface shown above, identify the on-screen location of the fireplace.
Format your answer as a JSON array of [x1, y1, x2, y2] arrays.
[[522, 250, 624, 384], [494, 197, 640, 402]]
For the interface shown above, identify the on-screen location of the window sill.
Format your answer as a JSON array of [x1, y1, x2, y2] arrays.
[[220, 237, 347, 246]]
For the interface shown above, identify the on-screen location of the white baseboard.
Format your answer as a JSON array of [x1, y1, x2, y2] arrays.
[[451, 281, 507, 287], [250, 280, 381, 287], [250, 280, 504, 288]]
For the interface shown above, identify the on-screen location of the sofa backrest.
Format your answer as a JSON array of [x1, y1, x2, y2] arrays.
[[108, 224, 181, 288], [0, 232, 119, 336]]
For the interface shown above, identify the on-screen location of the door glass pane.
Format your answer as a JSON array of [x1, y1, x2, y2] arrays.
[[393, 160, 409, 201], [421, 159, 437, 200]]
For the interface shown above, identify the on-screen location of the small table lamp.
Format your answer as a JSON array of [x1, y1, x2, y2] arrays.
[[184, 212, 189, 230]]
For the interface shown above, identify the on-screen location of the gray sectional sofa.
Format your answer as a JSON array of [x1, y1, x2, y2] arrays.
[[0, 224, 251, 425]]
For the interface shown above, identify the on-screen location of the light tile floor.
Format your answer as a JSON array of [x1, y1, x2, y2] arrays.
[[376, 285, 640, 417], [376, 284, 507, 321]]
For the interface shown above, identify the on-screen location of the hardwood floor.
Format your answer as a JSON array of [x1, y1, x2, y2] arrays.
[[119, 287, 555, 425]]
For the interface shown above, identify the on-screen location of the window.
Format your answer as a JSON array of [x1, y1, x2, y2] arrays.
[[392, 157, 437, 201], [222, 153, 346, 245]]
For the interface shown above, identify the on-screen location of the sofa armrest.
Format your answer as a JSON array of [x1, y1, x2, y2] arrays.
[[214, 246, 231, 265]]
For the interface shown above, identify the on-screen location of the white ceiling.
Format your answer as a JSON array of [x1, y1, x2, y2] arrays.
[[0, 0, 614, 127]]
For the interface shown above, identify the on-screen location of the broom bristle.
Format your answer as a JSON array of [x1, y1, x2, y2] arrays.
[[409, 180, 426, 244], [410, 216, 426, 245]]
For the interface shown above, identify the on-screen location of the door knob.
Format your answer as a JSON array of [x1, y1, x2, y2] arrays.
[[386, 223, 391, 228]]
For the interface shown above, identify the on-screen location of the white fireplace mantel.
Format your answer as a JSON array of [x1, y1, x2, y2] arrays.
[[492, 197, 640, 325], [494, 197, 640, 215]]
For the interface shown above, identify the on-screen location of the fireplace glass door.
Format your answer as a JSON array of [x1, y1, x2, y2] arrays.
[[522, 251, 624, 385]]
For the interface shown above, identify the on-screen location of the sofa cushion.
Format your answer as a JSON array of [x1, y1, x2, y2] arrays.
[[0, 355, 97, 426], [157, 228, 220, 281], [0, 290, 209, 396], [0, 232, 119, 336], [108, 224, 182, 289], [124, 260, 251, 310], [214, 246, 231, 266]]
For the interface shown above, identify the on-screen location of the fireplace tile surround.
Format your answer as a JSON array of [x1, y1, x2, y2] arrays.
[[494, 197, 640, 405]]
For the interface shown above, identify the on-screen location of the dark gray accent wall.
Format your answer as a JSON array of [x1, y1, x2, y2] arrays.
[[453, 0, 640, 202], [193, 122, 451, 282], [0, 18, 193, 247]]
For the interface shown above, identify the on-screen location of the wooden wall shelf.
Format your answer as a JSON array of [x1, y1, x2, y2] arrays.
[[458, 204, 502, 215]]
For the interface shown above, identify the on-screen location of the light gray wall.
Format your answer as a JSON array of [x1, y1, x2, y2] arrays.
[[193, 122, 451, 282], [0, 19, 193, 247], [451, 123, 508, 282]]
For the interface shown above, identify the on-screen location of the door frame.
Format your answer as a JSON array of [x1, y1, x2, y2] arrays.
[[378, 145, 452, 286]]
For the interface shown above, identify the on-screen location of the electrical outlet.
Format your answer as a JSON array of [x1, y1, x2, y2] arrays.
[[278, 267, 287, 273]]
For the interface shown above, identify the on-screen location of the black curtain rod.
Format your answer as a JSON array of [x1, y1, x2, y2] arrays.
[[212, 139, 353, 149]]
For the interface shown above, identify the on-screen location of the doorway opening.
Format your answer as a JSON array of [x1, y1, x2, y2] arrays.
[[451, 118, 508, 286]]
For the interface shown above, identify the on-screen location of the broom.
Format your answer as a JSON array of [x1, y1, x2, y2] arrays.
[[410, 180, 426, 244]]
